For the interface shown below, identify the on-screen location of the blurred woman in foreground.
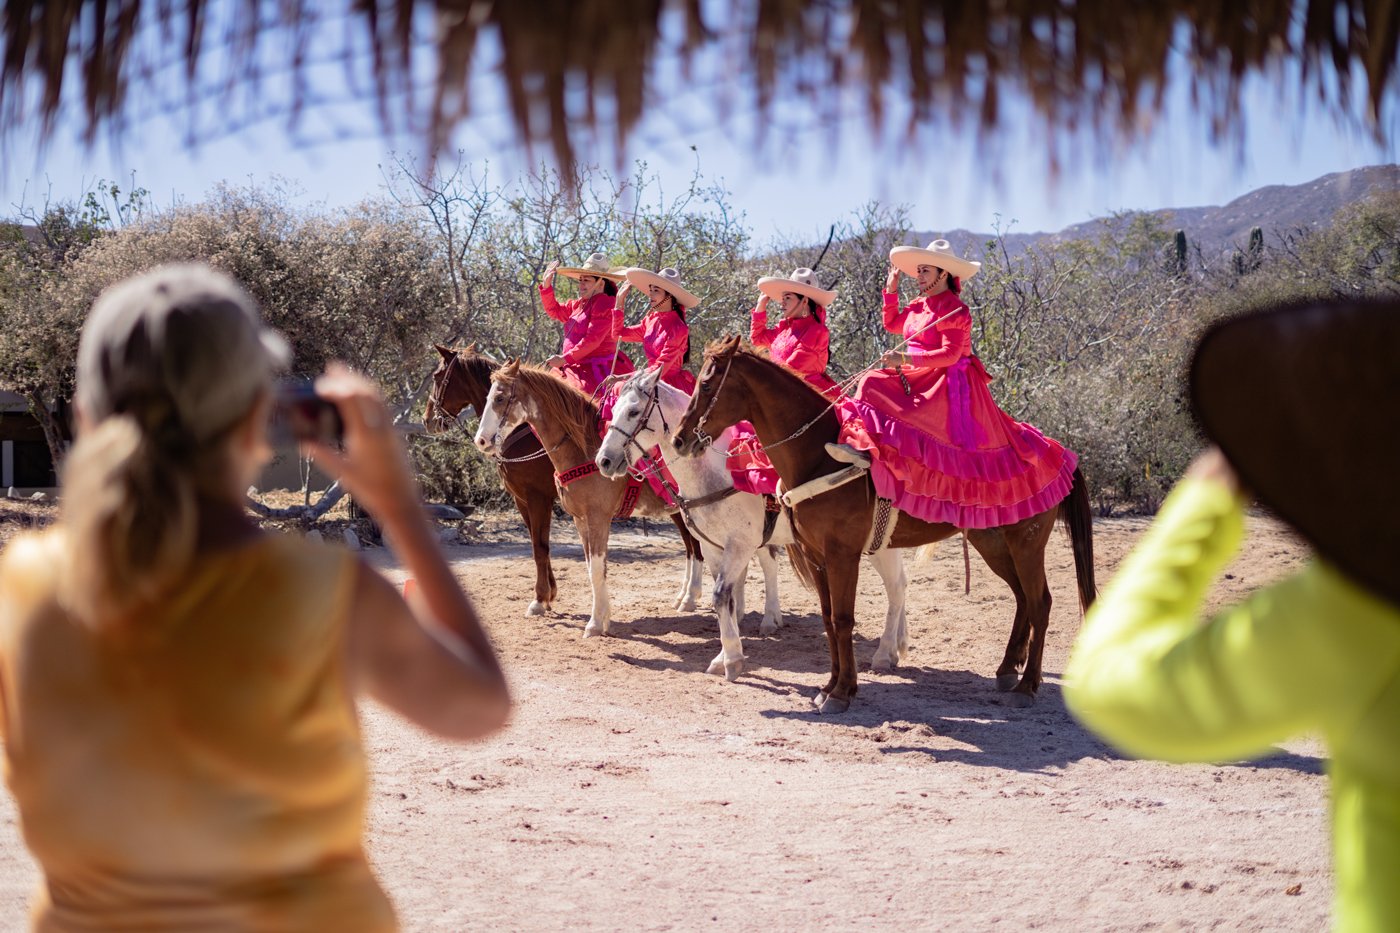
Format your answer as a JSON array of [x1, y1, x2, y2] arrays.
[[0, 264, 510, 930], [1065, 298, 1400, 932]]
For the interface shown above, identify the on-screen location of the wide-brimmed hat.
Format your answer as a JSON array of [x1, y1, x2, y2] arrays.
[[1189, 297, 1400, 607], [890, 239, 981, 281], [624, 266, 700, 308], [756, 268, 837, 308], [556, 252, 625, 283]]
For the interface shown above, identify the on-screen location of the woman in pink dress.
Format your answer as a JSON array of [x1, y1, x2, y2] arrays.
[[615, 266, 697, 394], [539, 252, 635, 395], [749, 267, 842, 399], [845, 239, 1078, 528]]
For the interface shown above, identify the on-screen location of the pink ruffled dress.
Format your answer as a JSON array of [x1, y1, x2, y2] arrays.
[[618, 308, 697, 395], [540, 285, 635, 395], [724, 305, 847, 497], [842, 289, 1078, 528]]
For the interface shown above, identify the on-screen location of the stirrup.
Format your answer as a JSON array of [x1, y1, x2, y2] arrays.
[[825, 442, 871, 468]]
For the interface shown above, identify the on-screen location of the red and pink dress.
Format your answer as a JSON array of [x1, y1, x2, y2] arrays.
[[727, 306, 845, 496], [539, 285, 635, 395], [618, 307, 696, 394], [749, 306, 842, 399], [843, 289, 1078, 528]]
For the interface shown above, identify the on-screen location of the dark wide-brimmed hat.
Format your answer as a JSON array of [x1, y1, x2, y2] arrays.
[[1189, 297, 1400, 607]]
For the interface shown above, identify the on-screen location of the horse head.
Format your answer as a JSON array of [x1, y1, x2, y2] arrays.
[[596, 366, 665, 478], [425, 341, 499, 435], [672, 334, 745, 458], [474, 358, 528, 456]]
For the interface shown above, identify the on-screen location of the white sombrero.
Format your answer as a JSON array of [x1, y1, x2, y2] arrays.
[[556, 252, 625, 283], [623, 266, 700, 308], [890, 239, 981, 281], [755, 267, 837, 307]]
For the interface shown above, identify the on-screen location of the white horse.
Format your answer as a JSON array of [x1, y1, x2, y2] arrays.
[[473, 364, 705, 638], [596, 367, 911, 681]]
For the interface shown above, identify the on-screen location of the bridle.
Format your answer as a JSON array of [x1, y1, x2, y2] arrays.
[[426, 352, 465, 432], [690, 351, 735, 449], [611, 376, 668, 467]]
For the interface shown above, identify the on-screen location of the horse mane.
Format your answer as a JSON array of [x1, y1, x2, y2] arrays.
[[706, 342, 832, 418], [497, 364, 601, 455]]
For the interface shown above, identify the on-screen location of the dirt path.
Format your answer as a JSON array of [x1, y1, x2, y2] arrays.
[[0, 512, 1329, 930]]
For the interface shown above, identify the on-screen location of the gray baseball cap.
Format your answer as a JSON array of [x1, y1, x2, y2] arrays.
[[76, 264, 291, 443]]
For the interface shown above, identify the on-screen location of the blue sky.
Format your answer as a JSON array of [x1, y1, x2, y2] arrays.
[[2, 42, 1395, 246]]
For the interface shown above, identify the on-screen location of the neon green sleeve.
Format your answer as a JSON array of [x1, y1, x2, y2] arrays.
[[1064, 477, 1400, 763]]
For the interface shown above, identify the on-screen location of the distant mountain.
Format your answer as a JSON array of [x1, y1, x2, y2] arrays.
[[910, 164, 1400, 260]]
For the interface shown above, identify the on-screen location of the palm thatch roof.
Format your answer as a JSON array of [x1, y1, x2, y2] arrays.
[[3, 0, 1397, 171]]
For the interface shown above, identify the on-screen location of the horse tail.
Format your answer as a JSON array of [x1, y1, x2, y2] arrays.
[[1059, 466, 1097, 614], [785, 541, 821, 593]]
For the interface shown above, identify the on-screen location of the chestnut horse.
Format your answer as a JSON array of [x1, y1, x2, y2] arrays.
[[425, 344, 560, 615], [474, 359, 704, 637], [671, 336, 1096, 714]]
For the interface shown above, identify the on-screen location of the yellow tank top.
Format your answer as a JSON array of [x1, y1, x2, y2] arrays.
[[0, 529, 396, 931]]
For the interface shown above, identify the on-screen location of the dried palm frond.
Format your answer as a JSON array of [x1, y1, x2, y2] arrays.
[[2, 0, 1396, 172]]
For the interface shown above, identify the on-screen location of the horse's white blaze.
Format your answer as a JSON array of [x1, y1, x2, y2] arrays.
[[473, 381, 505, 453]]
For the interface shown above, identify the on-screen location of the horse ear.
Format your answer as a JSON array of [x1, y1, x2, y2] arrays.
[[720, 333, 742, 354], [434, 343, 454, 359], [465, 341, 479, 353], [501, 357, 521, 374]]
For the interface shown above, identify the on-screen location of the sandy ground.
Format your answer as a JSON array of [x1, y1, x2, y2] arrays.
[[0, 506, 1329, 931]]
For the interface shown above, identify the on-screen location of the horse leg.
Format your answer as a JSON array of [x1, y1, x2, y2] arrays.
[[819, 550, 863, 715], [756, 545, 783, 635], [1004, 528, 1054, 708], [520, 493, 556, 616], [703, 541, 751, 682], [967, 537, 1030, 693], [810, 562, 839, 708], [579, 514, 613, 639], [866, 548, 909, 672], [671, 514, 705, 612]]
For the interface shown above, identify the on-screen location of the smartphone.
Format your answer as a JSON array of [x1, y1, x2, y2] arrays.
[[271, 380, 344, 445]]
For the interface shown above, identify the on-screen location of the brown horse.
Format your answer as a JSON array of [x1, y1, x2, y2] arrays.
[[671, 336, 1096, 713], [426, 344, 705, 618], [473, 359, 704, 637]]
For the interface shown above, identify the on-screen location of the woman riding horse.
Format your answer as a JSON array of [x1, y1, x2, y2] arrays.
[[615, 266, 697, 394], [540, 252, 635, 395], [840, 239, 1078, 529]]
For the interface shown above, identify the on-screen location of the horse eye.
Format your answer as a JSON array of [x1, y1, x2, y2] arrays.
[[627, 408, 639, 418]]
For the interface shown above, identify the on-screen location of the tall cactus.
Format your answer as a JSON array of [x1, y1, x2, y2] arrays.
[[1174, 229, 1187, 275]]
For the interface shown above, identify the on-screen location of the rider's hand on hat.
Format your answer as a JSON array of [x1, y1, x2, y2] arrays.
[[542, 260, 559, 289], [884, 265, 900, 293]]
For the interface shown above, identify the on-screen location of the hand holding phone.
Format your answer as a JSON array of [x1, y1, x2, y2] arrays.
[[271, 380, 345, 446]]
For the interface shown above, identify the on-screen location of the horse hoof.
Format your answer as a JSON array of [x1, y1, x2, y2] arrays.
[[706, 655, 726, 676], [1004, 691, 1036, 709], [995, 672, 1020, 692], [525, 600, 547, 617], [818, 693, 851, 715], [870, 655, 896, 673], [583, 622, 606, 639], [724, 657, 748, 682], [759, 618, 780, 636], [811, 690, 829, 709]]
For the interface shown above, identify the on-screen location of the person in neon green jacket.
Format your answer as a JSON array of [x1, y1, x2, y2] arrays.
[[1064, 298, 1400, 933]]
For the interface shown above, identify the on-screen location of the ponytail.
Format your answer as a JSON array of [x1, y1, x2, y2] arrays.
[[59, 412, 207, 627]]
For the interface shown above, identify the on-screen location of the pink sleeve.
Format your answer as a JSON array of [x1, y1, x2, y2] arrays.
[[783, 321, 830, 376], [618, 320, 645, 343], [881, 291, 910, 335], [540, 285, 570, 323], [561, 303, 614, 363], [911, 310, 971, 368], [750, 306, 776, 348]]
